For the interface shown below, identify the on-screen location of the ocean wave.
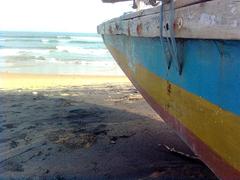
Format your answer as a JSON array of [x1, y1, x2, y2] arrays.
[[47, 39, 59, 43], [69, 40, 101, 44], [70, 36, 102, 43], [1, 35, 58, 39], [41, 39, 59, 44], [41, 39, 49, 43], [56, 45, 108, 56], [57, 35, 71, 39], [41, 58, 117, 66], [0, 32, 122, 76], [0, 48, 50, 57], [4, 38, 42, 42], [4, 53, 48, 62], [0, 49, 21, 56], [1, 45, 56, 50], [5, 54, 38, 61]]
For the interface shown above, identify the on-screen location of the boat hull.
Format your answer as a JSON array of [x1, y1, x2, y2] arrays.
[[102, 34, 240, 179]]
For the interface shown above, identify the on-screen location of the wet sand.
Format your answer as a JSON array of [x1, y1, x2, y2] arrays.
[[0, 73, 217, 179]]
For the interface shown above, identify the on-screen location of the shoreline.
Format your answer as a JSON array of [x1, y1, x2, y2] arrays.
[[0, 72, 130, 90]]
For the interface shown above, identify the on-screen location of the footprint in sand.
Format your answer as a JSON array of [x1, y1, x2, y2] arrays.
[[3, 161, 24, 172], [3, 123, 15, 129], [10, 140, 19, 149]]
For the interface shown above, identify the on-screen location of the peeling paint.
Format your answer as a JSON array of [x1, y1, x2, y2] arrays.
[[231, 20, 238, 28], [136, 23, 143, 36], [199, 13, 216, 25], [127, 22, 131, 36], [231, 7, 237, 15], [115, 23, 119, 31], [175, 17, 183, 31], [167, 82, 171, 96], [108, 26, 113, 34], [229, 3, 237, 15]]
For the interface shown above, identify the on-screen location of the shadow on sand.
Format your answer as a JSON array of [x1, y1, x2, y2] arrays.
[[0, 88, 217, 179]]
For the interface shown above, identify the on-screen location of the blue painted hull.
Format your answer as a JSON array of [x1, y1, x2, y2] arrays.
[[102, 34, 240, 179], [103, 35, 240, 116]]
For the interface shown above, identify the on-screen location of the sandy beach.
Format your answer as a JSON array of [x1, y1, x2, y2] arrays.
[[0, 73, 217, 179]]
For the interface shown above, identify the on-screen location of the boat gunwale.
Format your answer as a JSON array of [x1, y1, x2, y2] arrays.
[[98, 0, 240, 40]]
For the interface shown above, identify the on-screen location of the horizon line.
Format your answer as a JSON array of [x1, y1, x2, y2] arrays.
[[0, 30, 98, 34]]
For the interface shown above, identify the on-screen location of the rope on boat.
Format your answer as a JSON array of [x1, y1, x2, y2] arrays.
[[160, 1, 172, 69], [160, 0, 183, 74]]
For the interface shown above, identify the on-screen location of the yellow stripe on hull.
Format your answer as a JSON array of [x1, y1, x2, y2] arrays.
[[107, 45, 240, 172]]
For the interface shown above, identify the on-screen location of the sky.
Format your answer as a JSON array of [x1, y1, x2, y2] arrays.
[[0, 0, 133, 33]]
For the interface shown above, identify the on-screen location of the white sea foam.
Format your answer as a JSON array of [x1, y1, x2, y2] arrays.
[[0, 48, 51, 56], [0, 32, 122, 76], [41, 39, 49, 43], [29, 49, 50, 55], [70, 36, 102, 43], [57, 35, 71, 39], [43, 58, 116, 66], [56, 45, 108, 56], [72, 60, 117, 66], [0, 49, 21, 56]]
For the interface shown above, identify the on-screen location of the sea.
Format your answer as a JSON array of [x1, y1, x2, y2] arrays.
[[0, 31, 124, 76]]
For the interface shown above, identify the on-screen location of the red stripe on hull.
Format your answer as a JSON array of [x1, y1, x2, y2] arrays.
[[127, 75, 240, 179]]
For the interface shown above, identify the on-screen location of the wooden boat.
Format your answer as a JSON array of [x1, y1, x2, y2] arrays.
[[98, 0, 240, 179]]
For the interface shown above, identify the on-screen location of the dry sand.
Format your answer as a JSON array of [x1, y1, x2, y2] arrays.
[[0, 73, 217, 179], [0, 73, 130, 90]]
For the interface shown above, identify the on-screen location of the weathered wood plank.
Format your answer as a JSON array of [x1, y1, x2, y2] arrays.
[[102, 0, 209, 7], [103, 0, 211, 22], [102, 0, 131, 2], [97, 0, 240, 40], [175, 0, 211, 8]]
